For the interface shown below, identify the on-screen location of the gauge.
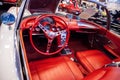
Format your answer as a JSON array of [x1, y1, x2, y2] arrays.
[[45, 24, 50, 30], [40, 17, 55, 24]]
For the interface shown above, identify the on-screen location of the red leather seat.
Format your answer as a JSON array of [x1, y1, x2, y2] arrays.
[[76, 50, 112, 72], [29, 56, 120, 80], [29, 56, 84, 80], [83, 67, 120, 80]]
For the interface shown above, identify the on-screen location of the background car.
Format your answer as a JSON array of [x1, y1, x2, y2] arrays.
[[1, 0, 17, 3], [59, 0, 82, 15]]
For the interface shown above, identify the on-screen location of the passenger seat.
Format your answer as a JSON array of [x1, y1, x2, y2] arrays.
[[76, 50, 112, 72]]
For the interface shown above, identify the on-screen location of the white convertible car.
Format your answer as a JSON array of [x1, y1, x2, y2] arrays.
[[0, 0, 120, 80]]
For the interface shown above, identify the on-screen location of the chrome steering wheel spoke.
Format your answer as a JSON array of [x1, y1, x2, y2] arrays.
[[46, 39, 53, 53], [55, 30, 66, 36]]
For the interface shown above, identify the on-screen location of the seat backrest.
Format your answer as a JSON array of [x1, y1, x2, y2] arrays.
[[29, 56, 84, 80], [83, 67, 120, 80]]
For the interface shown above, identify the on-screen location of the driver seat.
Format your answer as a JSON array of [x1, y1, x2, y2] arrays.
[[29, 56, 84, 80], [29, 56, 120, 80]]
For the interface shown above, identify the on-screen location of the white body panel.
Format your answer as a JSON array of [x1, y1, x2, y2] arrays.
[[0, 7, 31, 80], [0, 7, 19, 80]]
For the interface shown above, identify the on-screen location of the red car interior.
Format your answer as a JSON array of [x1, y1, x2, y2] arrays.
[[19, 3, 120, 79], [29, 56, 84, 80], [83, 67, 120, 80], [20, 12, 120, 80], [29, 56, 120, 80], [1, 0, 120, 79], [104, 31, 120, 57]]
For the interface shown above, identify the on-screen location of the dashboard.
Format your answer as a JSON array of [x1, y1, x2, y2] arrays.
[[20, 14, 100, 33]]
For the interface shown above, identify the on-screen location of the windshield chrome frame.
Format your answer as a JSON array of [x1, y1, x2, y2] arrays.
[[15, 0, 111, 30], [14, 0, 31, 80], [15, 0, 28, 30]]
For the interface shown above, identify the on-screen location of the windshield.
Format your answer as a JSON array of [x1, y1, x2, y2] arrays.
[[57, 0, 109, 28], [20, 0, 109, 27]]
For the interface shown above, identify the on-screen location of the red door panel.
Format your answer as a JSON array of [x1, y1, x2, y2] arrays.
[[104, 30, 120, 57]]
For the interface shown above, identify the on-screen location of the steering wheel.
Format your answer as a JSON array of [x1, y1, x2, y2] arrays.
[[30, 14, 70, 55]]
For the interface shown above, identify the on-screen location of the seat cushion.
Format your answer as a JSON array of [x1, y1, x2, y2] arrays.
[[76, 50, 112, 72], [83, 67, 120, 80], [29, 56, 84, 80]]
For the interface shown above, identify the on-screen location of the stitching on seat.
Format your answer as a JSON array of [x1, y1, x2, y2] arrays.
[[81, 52, 95, 71], [63, 57, 77, 80], [79, 52, 95, 72]]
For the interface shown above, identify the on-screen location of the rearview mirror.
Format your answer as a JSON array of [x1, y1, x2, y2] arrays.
[[0, 12, 15, 25]]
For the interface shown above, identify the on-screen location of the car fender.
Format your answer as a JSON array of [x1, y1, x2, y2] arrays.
[[0, 7, 31, 80]]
